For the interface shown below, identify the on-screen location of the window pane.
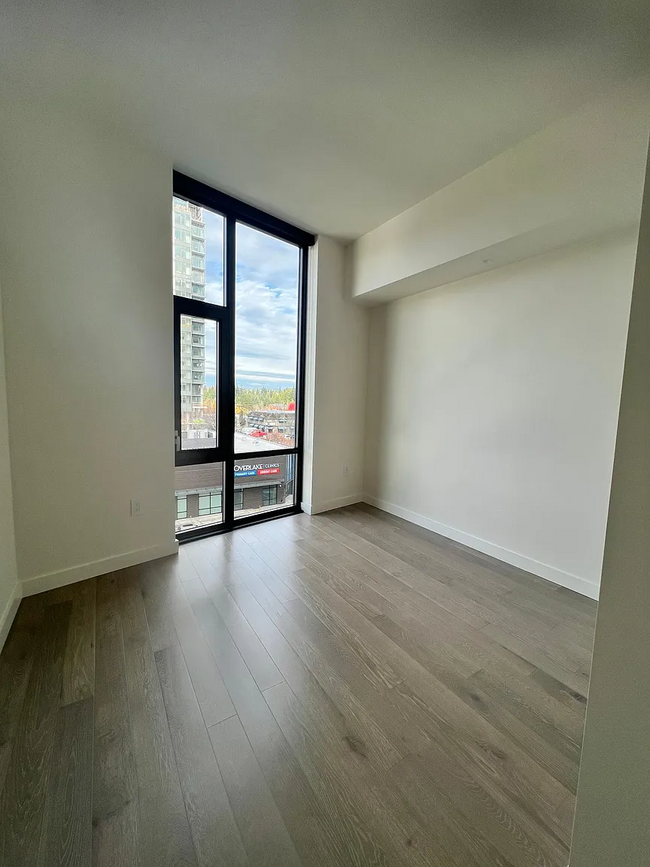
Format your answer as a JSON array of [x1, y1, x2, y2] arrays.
[[235, 224, 299, 453], [173, 196, 224, 306], [180, 315, 218, 449], [233, 453, 295, 519], [175, 462, 224, 533], [261, 486, 278, 506]]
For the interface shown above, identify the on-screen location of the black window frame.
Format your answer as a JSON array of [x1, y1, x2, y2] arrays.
[[173, 171, 315, 542]]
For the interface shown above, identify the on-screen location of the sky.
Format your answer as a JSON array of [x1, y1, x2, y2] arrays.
[[201, 210, 299, 391]]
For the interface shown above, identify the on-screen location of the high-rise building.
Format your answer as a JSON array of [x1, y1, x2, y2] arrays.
[[173, 197, 206, 411]]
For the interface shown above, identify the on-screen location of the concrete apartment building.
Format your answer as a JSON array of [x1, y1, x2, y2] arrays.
[[173, 196, 206, 411]]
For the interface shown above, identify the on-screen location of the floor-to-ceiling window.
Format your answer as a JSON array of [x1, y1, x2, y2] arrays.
[[172, 172, 314, 540]]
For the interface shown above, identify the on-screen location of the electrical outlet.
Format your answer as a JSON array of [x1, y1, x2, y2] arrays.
[[130, 499, 142, 517], [344, 466, 349, 475]]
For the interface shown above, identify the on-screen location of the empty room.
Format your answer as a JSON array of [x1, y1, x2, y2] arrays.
[[1, 2, 649, 866]]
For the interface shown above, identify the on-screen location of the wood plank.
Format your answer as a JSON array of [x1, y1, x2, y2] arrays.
[[321, 509, 458, 582], [481, 622, 591, 696], [296, 536, 489, 632], [391, 749, 563, 867], [38, 697, 93, 867], [266, 515, 308, 543], [285, 569, 574, 817], [176, 547, 201, 583], [529, 668, 589, 713], [388, 751, 518, 867], [13, 592, 45, 628], [60, 578, 97, 705], [328, 506, 513, 598], [503, 583, 596, 631], [279, 594, 432, 757], [469, 667, 586, 748], [451, 676, 580, 798], [208, 714, 301, 867], [297, 548, 481, 685], [230, 537, 297, 603], [92, 572, 139, 867], [0, 506, 596, 867], [391, 676, 572, 830], [0, 612, 36, 796], [0, 601, 72, 866], [184, 538, 246, 590], [266, 679, 457, 867], [554, 585, 597, 612], [139, 562, 179, 652], [555, 793, 577, 839], [184, 578, 357, 867], [247, 540, 302, 597], [339, 505, 555, 604], [317, 511, 445, 582], [118, 570, 197, 867], [286, 548, 388, 622], [396, 733, 569, 867], [184, 540, 223, 584], [165, 577, 236, 727], [284, 582, 405, 691], [374, 608, 535, 684], [289, 566, 407, 690], [198, 582, 284, 692], [156, 644, 248, 867], [227, 581, 402, 772], [546, 622, 595, 664]]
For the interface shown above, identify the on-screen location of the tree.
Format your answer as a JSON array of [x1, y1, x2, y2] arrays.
[[234, 386, 296, 412]]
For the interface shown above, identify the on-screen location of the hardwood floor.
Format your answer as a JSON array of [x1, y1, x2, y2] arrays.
[[0, 504, 597, 866]]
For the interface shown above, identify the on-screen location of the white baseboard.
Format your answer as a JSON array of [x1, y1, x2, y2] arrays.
[[363, 494, 600, 600], [21, 540, 180, 598], [302, 493, 364, 516], [0, 582, 22, 652]]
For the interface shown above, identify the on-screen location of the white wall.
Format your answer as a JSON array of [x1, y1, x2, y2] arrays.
[[0, 276, 20, 646], [568, 152, 650, 867], [0, 93, 177, 594], [0, 92, 368, 597], [364, 233, 638, 597], [303, 236, 369, 513]]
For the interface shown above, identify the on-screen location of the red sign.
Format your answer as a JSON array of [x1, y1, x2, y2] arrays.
[[257, 467, 280, 475]]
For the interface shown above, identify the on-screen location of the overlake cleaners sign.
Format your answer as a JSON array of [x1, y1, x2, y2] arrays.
[[234, 463, 281, 478]]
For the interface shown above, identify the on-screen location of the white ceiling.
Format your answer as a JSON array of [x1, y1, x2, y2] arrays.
[[1, 0, 648, 239]]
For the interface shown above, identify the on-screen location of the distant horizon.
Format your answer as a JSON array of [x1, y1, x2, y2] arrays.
[[203, 375, 296, 391], [235, 376, 296, 391]]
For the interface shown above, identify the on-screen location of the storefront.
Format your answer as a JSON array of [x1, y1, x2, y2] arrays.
[[174, 454, 293, 529]]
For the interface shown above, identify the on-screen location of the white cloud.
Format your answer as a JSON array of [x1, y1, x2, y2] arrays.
[[198, 208, 300, 389], [236, 223, 299, 288], [204, 281, 223, 305], [235, 225, 299, 385], [203, 210, 224, 253], [235, 278, 297, 380]]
